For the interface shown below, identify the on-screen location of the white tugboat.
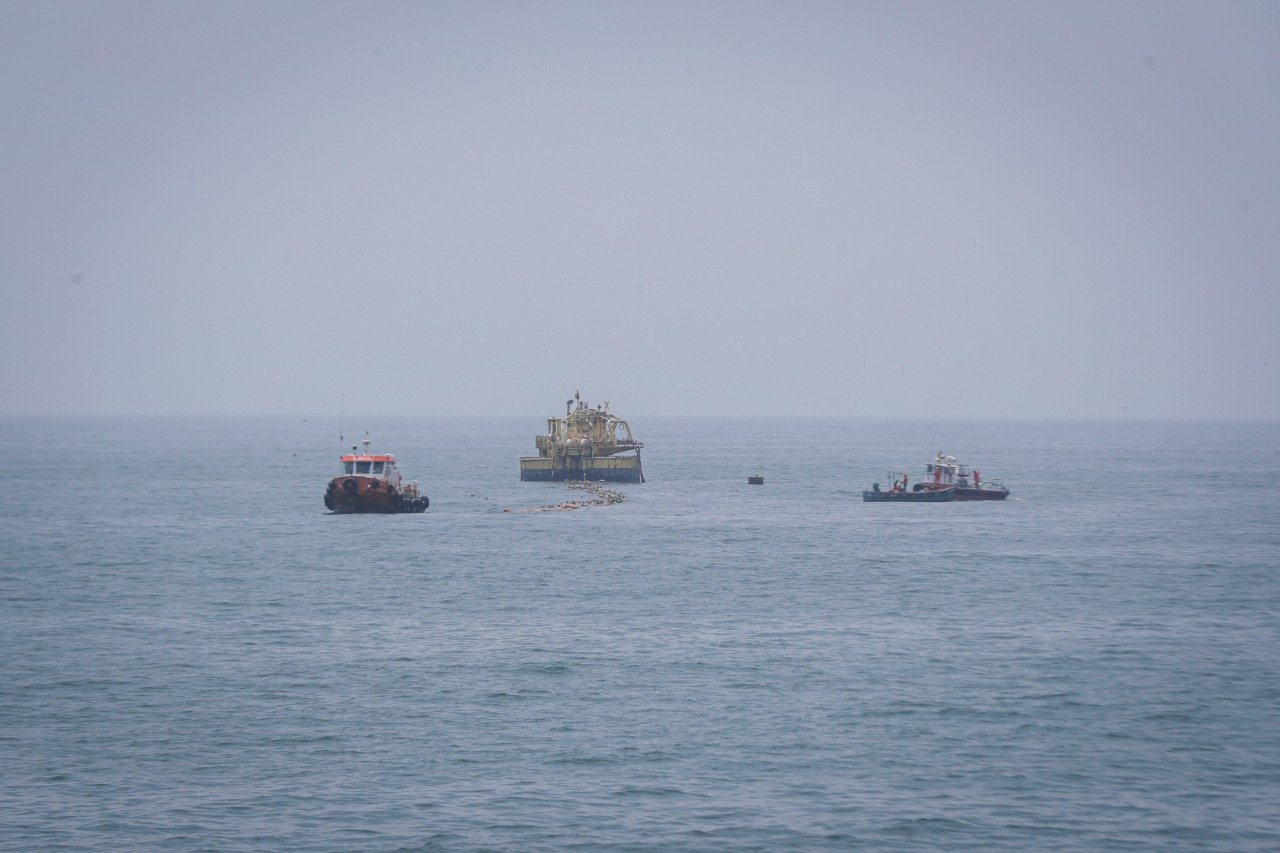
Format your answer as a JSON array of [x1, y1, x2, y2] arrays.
[[916, 453, 1009, 500]]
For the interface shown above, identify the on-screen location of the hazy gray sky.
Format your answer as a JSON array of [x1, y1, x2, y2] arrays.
[[2, 1, 1276, 418]]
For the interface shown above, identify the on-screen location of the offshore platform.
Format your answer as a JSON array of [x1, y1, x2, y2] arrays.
[[519, 392, 645, 483]]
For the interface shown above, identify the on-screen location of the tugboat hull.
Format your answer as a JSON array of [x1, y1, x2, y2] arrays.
[[916, 484, 1008, 501], [864, 487, 955, 502], [952, 487, 1009, 501], [324, 477, 429, 513]]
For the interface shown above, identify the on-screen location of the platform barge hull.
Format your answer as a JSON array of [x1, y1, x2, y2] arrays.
[[520, 455, 644, 483]]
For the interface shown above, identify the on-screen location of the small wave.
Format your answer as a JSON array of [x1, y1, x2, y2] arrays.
[[550, 755, 616, 766], [264, 733, 342, 745], [884, 817, 983, 836], [1142, 710, 1196, 722], [517, 662, 572, 675], [612, 785, 689, 797]]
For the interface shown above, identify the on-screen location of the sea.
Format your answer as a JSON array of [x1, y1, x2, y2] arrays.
[[2, 416, 1278, 850]]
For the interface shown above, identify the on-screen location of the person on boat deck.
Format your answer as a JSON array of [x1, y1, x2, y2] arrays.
[[872, 482, 881, 492]]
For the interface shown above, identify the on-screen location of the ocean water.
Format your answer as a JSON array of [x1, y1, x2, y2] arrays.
[[2, 416, 1278, 850]]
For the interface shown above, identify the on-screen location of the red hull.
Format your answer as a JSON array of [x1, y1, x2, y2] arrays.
[[919, 485, 1009, 501], [324, 476, 428, 513], [952, 487, 1009, 501]]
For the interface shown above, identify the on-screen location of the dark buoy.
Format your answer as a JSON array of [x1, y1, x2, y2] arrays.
[[747, 475, 764, 485]]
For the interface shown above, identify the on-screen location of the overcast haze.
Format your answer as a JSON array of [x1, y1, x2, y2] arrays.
[[2, 0, 1277, 418]]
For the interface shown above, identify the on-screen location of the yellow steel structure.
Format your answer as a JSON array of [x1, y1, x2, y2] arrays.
[[520, 392, 645, 482]]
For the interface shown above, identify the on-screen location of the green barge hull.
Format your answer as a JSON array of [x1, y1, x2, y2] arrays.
[[519, 455, 644, 483]]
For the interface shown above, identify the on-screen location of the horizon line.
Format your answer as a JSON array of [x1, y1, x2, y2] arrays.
[[0, 411, 1276, 423]]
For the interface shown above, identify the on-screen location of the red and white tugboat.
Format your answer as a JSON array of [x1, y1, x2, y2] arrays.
[[916, 452, 1009, 500], [324, 439, 429, 513]]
